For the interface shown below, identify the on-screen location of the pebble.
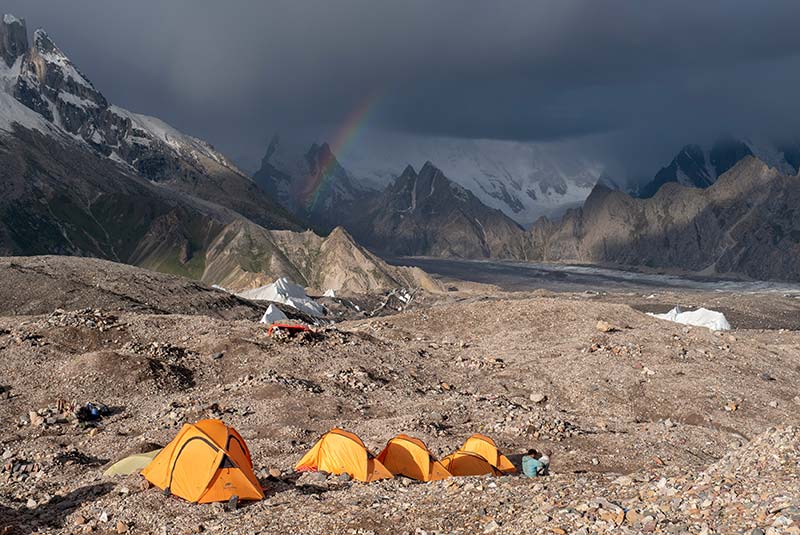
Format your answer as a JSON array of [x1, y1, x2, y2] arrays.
[[529, 392, 547, 404], [116, 521, 129, 533], [596, 320, 617, 333]]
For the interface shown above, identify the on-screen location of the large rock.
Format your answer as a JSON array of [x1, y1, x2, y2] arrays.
[[0, 14, 28, 67]]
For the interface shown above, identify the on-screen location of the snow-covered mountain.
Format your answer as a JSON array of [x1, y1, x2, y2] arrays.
[[254, 135, 375, 231], [337, 131, 604, 227], [342, 161, 529, 258], [637, 138, 800, 198], [10, 25, 240, 174], [0, 15, 299, 231], [0, 14, 437, 294]]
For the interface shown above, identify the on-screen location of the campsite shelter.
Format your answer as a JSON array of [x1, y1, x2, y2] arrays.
[[376, 434, 451, 481], [458, 433, 516, 473], [141, 419, 264, 503], [295, 428, 393, 482], [440, 451, 503, 476]]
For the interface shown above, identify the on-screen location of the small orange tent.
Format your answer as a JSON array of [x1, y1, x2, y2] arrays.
[[441, 451, 503, 476], [141, 419, 264, 503], [295, 428, 393, 483], [376, 434, 451, 482], [458, 434, 516, 474]]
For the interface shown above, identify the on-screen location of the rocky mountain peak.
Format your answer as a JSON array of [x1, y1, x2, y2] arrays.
[[305, 141, 336, 170], [0, 14, 28, 67], [419, 160, 438, 175], [400, 164, 417, 178], [31, 28, 59, 55], [580, 182, 616, 214]]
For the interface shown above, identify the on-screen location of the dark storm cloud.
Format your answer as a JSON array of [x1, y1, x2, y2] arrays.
[[4, 0, 800, 174]]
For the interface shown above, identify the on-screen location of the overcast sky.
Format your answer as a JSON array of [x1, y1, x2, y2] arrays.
[[5, 0, 800, 177]]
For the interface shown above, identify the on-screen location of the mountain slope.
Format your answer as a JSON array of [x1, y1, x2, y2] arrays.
[[6, 21, 299, 231], [339, 132, 603, 226], [0, 14, 430, 294], [638, 138, 800, 198], [530, 157, 800, 281], [346, 162, 529, 258]]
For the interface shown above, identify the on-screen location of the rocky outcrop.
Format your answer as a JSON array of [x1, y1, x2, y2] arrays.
[[0, 14, 27, 67], [530, 157, 800, 281]]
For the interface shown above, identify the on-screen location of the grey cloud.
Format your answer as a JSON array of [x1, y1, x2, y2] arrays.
[[4, 0, 800, 176]]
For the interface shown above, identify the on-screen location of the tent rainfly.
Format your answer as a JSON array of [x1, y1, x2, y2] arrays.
[[295, 428, 393, 483], [458, 433, 516, 474], [376, 434, 451, 482], [441, 450, 504, 477], [141, 419, 264, 503]]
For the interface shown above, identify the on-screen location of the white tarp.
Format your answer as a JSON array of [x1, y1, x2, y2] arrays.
[[238, 277, 325, 317], [648, 306, 731, 331], [259, 304, 287, 325]]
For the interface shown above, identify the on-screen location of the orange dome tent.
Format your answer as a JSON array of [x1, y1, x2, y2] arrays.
[[376, 434, 451, 482], [458, 433, 516, 474], [440, 451, 504, 476], [295, 428, 393, 483], [141, 419, 264, 503]]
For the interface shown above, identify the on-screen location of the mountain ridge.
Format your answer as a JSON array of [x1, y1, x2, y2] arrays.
[[529, 156, 800, 281], [637, 137, 800, 198], [0, 14, 433, 294]]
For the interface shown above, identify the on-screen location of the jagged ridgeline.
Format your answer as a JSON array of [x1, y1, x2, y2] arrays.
[[256, 138, 531, 259], [0, 15, 433, 293]]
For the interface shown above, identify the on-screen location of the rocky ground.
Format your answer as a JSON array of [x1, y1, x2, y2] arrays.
[[0, 257, 798, 534]]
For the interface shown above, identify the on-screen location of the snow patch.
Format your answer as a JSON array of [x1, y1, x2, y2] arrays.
[[259, 304, 288, 325], [0, 90, 51, 134], [648, 306, 731, 331], [58, 92, 98, 110], [237, 277, 325, 317], [323, 289, 336, 298], [338, 129, 602, 226], [110, 106, 242, 172], [3, 14, 22, 25]]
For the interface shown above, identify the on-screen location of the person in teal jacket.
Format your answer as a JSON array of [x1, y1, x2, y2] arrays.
[[522, 449, 551, 477]]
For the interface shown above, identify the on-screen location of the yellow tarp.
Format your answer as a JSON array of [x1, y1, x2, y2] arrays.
[[103, 449, 161, 477]]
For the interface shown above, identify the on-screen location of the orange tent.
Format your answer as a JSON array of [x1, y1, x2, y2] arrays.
[[376, 434, 451, 482], [458, 434, 516, 474], [295, 428, 392, 483], [441, 451, 503, 477], [141, 419, 264, 503]]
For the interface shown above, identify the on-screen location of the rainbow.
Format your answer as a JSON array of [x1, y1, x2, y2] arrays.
[[298, 93, 379, 212]]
